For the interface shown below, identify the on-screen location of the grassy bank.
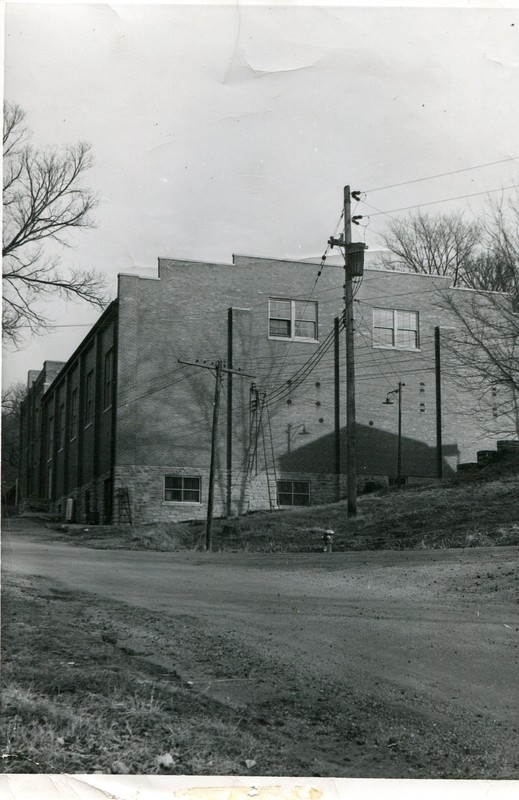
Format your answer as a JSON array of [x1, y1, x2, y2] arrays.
[[0, 574, 290, 775], [60, 473, 519, 552]]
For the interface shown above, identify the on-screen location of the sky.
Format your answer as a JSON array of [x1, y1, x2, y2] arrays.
[[3, 2, 519, 389]]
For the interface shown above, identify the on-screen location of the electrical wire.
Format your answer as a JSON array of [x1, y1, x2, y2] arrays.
[[364, 155, 519, 193], [267, 209, 344, 393], [366, 183, 519, 218]]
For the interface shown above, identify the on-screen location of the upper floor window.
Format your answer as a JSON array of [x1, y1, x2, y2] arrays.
[[70, 387, 79, 441], [269, 299, 318, 342], [373, 308, 419, 350], [104, 350, 113, 410], [85, 370, 95, 427], [57, 402, 65, 451], [47, 415, 54, 458]]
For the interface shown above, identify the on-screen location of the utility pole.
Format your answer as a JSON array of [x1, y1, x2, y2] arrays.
[[334, 316, 341, 499], [178, 358, 255, 552], [397, 382, 404, 489], [226, 308, 233, 516], [343, 186, 356, 515], [207, 360, 223, 552], [328, 186, 367, 516], [434, 326, 443, 480]]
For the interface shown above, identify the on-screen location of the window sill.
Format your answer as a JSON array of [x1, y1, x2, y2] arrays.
[[162, 501, 202, 506], [373, 344, 421, 352], [268, 336, 319, 344]]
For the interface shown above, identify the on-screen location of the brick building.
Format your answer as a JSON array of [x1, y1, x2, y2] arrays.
[[19, 254, 507, 524]]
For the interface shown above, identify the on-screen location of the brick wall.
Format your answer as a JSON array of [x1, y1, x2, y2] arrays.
[[21, 256, 512, 524], [110, 257, 508, 521], [21, 306, 117, 521]]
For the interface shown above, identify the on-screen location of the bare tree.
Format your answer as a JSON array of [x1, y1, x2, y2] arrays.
[[379, 204, 519, 436], [464, 192, 519, 302], [2, 102, 108, 344], [1, 382, 27, 495], [379, 211, 482, 286], [439, 289, 519, 437]]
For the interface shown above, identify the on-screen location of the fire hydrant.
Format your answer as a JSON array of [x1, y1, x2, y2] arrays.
[[323, 529, 334, 553]]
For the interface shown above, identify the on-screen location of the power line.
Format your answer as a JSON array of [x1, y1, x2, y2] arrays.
[[366, 183, 519, 218], [364, 155, 519, 193], [267, 209, 344, 393]]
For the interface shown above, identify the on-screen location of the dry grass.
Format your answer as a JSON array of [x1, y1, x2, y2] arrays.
[[52, 469, 519, 553], [0, 575, 275, 775]]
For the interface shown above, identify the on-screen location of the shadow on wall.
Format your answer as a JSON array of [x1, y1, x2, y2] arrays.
[[279, 423, 458, 479]]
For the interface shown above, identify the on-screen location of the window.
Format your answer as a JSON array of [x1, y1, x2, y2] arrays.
[[277, 480, 310, 507], [70, 388, 79, 441], [373, 308, 419, 350], [104, 350, 113, 410], [58, 403, 65, 451], [47, 415, 54, 459], [269, 299, 318, 341], [85, 370, 94, 426], [164, 475, 201, 503]]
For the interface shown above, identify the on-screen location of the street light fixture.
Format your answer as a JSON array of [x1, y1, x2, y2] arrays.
[[286, 422, 310, 455], [383, 383, 405, 489]]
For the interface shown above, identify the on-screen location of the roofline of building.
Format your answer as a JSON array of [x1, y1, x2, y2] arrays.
[[41, 300, 119, 401], [157, 256, 239, 272], [118, 272, 160, 282], [113, 253, 516, 312], [124, 252, 510, 299]]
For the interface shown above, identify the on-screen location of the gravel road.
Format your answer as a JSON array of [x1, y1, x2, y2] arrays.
[[3, 517, 519, 777]]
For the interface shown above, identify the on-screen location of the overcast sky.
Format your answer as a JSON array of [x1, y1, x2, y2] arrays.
[[3, 2, 519, 388]]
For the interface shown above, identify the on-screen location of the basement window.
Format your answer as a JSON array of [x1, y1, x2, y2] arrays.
[[277, 480, 310, 507], [269, 299, 318, 342], [373, 308, 419, 350], [164, 475, 201, 503]]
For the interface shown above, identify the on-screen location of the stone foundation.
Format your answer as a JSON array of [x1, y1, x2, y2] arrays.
[[111, 465, 393, 524]]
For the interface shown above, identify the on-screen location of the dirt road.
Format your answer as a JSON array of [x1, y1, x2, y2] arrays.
[[2, 517, 519, 777]]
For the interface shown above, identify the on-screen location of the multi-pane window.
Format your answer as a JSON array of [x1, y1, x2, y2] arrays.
[[104, 350, 113, 410], [164, 476, 201, 503], [269, 299, 318, 341], [70, 388, 79, 441], [58, 403, 65, 451], [373, 308, 419, 350], [277, 480, 311, 507], [85, 370, 94, 426]]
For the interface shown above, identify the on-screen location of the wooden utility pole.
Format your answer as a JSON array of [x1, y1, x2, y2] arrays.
[[334, 315, 341, 499], [434, 326, 443, 479], [329, 186, 366, 516], [178, 358, 255, 552], [343, 186, 357, 515], [396, 382, 404, 489], [226, 309, 233, 517], [207, 360, 223, 551]]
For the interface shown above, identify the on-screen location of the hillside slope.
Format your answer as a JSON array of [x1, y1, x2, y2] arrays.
[[58, 472, 519, 552]]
